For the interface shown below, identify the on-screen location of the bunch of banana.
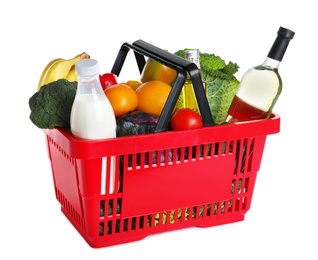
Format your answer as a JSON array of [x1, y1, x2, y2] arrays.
[[37, 52, 90, 91]]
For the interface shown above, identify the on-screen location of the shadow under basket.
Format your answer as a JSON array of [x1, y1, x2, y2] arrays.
[[43, 113, 279, 248]]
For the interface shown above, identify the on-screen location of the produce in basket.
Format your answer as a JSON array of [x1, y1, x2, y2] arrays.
[[116, 111, 159, 136], [104, 83, 138, 117], [135, 80, 172, 116], [37, 52, 90, 91], [123, 80, 142, 90], [174, 49, 240, 124], [140, 57, 177, 84], [170, 108, 203, 131], [99, 72, 118, 90], [29, 79, 77, 129]]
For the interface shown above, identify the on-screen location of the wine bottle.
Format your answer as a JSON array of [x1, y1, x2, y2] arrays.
[[226, 26, 295, 123], [177, 49, 206, 112]]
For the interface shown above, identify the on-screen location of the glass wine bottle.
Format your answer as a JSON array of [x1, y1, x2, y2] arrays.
[[226, 26, 295, 123], [177, 49, 205, 112]]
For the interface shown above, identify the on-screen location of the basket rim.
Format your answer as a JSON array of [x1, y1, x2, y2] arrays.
[[43, 113, 280, 160]]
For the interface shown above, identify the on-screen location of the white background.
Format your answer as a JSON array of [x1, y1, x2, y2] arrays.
[[1, 0, 316, 259]]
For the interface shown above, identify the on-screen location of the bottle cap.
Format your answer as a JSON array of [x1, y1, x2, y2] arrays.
[[185, 49, 200, 68], [278, 26, 295, 40], [75, 59, 100, 76], [267, 26, 295, 61], [185, 49, 200, 60]]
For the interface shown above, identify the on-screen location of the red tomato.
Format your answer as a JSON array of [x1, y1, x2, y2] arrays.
[[170, 108, 203, 131], [99, 72, 118, 90]]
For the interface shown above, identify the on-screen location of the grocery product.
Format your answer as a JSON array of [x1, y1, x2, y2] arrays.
[[140, 57, 177, 84], [29, 79, 77, 129], [135, 80, 172, 116], [170, 108, 203, 131], [38, 52, 90, 90], [104, 83, 138, 117], [226, 26, 295, 123], [174, 49, 239, 124], [70, 59, 116, 140], [177, 49, 205, 112]]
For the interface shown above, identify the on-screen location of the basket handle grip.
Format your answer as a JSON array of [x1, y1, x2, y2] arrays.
[[111, 39, 215, 132]]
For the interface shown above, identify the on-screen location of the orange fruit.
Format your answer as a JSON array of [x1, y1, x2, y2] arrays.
[[104, 83, 138, 117], [124, 80, 142, 90], [135, 80, 172, 116]]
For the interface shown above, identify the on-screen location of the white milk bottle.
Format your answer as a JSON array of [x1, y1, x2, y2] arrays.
[[70, 59, 117, 194], [70, 59, 116, 139]]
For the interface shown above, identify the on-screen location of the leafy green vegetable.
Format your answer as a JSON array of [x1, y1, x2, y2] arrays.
[[174, 50, 240, 124], [28, 79, 77, 129], [205, 77, 239, 125], [200, 53, 227, 71]]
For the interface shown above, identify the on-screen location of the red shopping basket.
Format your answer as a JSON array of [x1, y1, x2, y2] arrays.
[[43, 40, 280, 248]]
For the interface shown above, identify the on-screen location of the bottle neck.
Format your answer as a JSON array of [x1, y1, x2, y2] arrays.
[[261, 57, 280, 70], [188, 57, 200, 69], [77, 74, 104, 95]]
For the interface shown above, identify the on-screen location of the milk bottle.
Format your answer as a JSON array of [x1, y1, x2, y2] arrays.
[[70, 59, 117, 194]]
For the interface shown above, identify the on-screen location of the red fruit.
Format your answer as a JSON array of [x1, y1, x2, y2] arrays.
[[170, 108, 203, 131]]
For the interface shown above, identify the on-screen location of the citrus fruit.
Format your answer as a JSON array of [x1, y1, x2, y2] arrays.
[[104, 83, 138, 117], [124, 80, 142, 90], [135, 80, 172, 116]]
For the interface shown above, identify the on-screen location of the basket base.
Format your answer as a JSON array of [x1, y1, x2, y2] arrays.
[[197, 214, 245, 228], [61, 206, 246, 248], [61, 207, 147, 248]]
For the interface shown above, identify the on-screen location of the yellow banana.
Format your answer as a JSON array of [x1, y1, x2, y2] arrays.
[[37, 52, 90, 91], [65, 65, 77, 82], [37, 58, 64, 90]]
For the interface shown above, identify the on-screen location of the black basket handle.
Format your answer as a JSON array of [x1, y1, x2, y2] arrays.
[[111, 39, 215, 132]]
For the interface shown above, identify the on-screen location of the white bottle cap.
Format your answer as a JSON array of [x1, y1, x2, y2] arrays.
[[75, 59, 100, 77], [185, 49, 200, 60]]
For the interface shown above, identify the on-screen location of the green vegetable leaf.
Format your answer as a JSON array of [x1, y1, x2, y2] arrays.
[[221, 61, 239, 76], [200, 53, 226, 71], [174, 49, 240, 124], [206, 77, 239, 124]]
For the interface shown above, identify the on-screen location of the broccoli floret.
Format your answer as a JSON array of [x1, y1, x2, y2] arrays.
[[28, 79, 77, 129]]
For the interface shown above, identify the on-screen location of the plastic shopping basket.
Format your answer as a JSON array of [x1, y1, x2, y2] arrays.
[[43, 40, 280, 248]]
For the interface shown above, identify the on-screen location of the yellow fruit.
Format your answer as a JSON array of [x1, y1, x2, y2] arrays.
[[140, 58, 177, 84], [135, 80, 172, 116], [124, 80, 142, 90], [65, 65, 77, 82], [37, 52, 90, 91]]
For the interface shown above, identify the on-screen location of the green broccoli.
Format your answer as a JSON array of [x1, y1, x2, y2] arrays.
[[174, 49, 240, 124], [29, 79, 77, 129]]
